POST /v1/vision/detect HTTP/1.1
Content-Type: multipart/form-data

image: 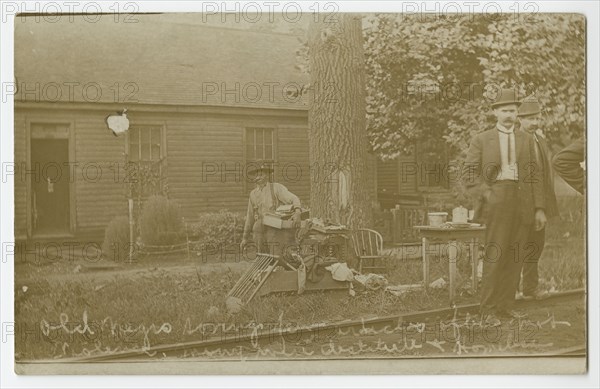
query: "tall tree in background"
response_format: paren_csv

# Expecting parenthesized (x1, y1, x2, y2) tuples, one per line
(365, 13, 585, 160)
(307, 14, 372, 228)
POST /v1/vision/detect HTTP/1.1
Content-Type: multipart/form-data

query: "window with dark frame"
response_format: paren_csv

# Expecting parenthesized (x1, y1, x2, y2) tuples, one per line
(127, 125, 165, 197)
(245, 127, 276, 183)
(128, 125, 162, 163)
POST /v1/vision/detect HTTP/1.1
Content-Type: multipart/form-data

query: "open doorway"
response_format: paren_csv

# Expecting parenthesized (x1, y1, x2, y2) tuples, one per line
(30, 137, 70, 235)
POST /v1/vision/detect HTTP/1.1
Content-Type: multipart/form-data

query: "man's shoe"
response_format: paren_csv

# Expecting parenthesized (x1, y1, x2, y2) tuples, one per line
(481, 313, 502, 327)
(515, 292, 533, 301)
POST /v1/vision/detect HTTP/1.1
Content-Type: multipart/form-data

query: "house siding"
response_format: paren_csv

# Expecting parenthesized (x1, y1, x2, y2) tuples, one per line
(376, 156, 418, 198)
(14, 104, 310, 241)
(74, 111, 129, 237)
(277, 124, 311, 208)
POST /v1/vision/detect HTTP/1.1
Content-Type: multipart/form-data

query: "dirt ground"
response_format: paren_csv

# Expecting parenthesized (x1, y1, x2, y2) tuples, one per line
(303, 296, 586, 358)
(13, 224, 586, 361)
(176, 295, 586, 360)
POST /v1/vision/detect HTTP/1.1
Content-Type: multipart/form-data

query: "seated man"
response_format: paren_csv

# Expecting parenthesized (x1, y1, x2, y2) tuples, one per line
(240, 162, 303, 255)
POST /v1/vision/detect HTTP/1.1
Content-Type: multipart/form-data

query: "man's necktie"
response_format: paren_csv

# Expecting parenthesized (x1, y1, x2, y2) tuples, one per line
(497, 128, 513, 166)
(508, 132, 516, 165)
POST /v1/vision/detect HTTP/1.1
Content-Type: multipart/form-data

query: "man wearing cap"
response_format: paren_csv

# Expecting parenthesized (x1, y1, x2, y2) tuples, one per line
(463, 88, 546, 325)
(240, 162, 303, 253)
(517, 97, 559, 300)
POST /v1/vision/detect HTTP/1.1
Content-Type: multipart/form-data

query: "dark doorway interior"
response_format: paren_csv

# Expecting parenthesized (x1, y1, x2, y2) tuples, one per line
(31, 138, 70, 235)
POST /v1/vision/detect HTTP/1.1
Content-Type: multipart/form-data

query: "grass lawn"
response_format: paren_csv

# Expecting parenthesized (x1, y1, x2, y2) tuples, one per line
(14, 196, 585, 360)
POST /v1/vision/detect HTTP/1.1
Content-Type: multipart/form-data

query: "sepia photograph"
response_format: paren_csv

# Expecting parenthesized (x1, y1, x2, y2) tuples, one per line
(1, 0, 596, 381)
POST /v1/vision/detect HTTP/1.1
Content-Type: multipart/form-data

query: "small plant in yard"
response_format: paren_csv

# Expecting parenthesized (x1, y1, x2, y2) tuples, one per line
(102, 216, 130, 261)
(139, 195, 185, 246)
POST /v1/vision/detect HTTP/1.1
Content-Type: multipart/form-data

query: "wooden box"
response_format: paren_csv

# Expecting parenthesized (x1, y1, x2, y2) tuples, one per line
(262, 211, 309, 229)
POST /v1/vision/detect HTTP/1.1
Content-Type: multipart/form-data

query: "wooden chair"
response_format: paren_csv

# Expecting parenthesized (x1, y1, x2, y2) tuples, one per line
(350, 229, 385, 273)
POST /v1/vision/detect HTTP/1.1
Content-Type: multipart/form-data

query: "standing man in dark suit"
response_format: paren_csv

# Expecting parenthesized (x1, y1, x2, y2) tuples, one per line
(517, 98, 559, 300)
(463, 89, 546, 325)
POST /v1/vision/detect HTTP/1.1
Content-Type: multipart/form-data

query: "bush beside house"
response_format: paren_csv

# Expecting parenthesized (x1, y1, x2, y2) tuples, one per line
(138, 195, 185, 246)
(101, 216, 130, 261)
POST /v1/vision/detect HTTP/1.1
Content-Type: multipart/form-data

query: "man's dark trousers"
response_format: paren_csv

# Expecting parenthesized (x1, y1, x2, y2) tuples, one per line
(480, 181, 532, 314)
(521, 226, 545, 295)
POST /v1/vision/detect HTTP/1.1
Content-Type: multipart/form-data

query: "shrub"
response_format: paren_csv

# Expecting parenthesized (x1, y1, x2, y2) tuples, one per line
(102, 216, 131, 261)
(139, 195, 185, 246)
(190, 210, 244, 247)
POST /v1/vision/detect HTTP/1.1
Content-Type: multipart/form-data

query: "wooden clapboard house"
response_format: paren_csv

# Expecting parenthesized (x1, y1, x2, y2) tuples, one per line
(14, 14, 315, 242)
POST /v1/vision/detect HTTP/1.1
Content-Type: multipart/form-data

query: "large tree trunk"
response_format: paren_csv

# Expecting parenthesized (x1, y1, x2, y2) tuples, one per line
(307, 14, 372, 229)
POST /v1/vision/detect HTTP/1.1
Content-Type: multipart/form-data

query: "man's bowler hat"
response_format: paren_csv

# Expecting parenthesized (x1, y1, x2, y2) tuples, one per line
(518, 97, 542, 117)
(490, 88, 522, 108)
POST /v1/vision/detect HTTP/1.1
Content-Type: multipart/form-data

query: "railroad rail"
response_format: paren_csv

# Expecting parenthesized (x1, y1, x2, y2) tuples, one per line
(61, 288, 586, 362)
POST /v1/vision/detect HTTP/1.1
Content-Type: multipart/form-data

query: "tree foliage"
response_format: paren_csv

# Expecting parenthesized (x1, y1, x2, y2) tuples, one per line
(364, 13, 585, 160)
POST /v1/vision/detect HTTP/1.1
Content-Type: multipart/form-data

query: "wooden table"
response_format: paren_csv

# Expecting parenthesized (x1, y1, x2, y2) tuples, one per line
(413, 225, 486, 305)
